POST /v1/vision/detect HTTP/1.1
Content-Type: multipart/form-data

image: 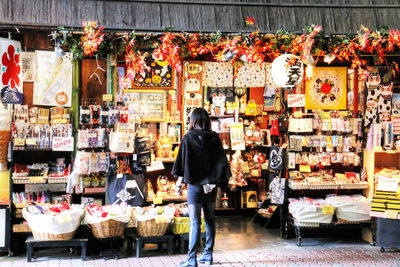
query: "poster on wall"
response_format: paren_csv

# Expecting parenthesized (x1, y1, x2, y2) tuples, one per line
(305, 67, 347, 110)
(130, 58, 175, 90)
(34, 51, 72, 107)
(0, 37, 23, 104)
(21, 52, 36, 82)
(183, 61, 203, 132)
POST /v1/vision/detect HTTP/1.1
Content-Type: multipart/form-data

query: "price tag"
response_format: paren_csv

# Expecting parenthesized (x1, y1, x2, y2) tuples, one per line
(293, 111, 302, 118)
(25, 139, 36, 145)
(103, 94, 113, 102)
(14, 139, 25, 146)
(153, 197, 163, 205)
(56, 213, 72, 223)
(29, 176, 45, 182)
(322, 205, 335, 215)
(117, 173, 124, 179)
(385, 210, 398, 219)
(299, 165, 311, 173)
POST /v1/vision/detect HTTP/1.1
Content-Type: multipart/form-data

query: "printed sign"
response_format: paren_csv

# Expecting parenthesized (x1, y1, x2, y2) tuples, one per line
(52, 137, 74, 151)
(288, 94, 306, 107)
(0, 37, 23, 104)
(183, 61, 203, 133)
(376, 176, 399, 192)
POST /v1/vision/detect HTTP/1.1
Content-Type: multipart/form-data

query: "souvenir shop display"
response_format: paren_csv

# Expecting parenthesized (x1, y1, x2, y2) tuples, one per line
(170, 203, 206, 234)
(22, 204, 84, 240)
(84, 204, 131, 238)
(131, 205, 175, 237)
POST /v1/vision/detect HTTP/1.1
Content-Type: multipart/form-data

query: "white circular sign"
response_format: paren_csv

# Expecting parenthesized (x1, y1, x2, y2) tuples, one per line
(271, 54, 304, 88)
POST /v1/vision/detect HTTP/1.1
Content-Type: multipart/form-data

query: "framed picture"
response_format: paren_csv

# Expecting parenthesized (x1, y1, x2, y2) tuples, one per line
(305, 67, 347, 110)
(168, 124, 181, 143)
(21, 52, 36, 82)
(124, 90, 166, 122)
(128, 58, 175, 90)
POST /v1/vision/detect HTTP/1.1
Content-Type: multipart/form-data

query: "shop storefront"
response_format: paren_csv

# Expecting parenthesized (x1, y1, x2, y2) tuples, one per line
(1, 0, 400, 262)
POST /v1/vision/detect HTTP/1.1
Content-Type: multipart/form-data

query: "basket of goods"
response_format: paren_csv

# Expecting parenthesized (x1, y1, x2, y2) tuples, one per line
(170, 203, 205, 235)
(22, 203, 84, 241)
(289, 197, 335, 225)
(326, 195, 371, 222)
(84, 204, 131, 238)
(131, 205, 175, 237)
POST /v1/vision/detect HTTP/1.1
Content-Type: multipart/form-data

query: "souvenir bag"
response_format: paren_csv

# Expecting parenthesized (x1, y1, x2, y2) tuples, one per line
(270, 119, 280, 136)
(277, 113, 288, 132)
(109, 125, 134, 153)
(269, 176, 285, 204)
(268, 145, 285, 171)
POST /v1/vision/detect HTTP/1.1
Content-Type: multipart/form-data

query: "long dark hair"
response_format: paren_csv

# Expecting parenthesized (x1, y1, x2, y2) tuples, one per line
(189, 108, 211, 131)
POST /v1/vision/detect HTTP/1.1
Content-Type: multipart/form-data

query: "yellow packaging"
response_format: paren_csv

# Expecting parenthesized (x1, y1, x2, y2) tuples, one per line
(170, 217, 205, 234)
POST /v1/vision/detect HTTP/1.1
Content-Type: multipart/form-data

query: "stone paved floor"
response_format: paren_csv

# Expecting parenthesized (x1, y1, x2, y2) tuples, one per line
(1, 216, 400, 267)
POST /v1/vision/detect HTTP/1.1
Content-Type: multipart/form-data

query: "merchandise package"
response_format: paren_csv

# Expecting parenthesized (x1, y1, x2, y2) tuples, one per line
(22, 204, 84, 235)
(326, 195, 371, 222)
(289, 198, 334, 224)
(84, 203, 131, 224)
(131, 205, 175, 226)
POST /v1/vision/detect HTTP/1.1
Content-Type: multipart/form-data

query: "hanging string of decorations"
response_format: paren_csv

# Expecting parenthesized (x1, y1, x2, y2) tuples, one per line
(61, 18, 400, 82)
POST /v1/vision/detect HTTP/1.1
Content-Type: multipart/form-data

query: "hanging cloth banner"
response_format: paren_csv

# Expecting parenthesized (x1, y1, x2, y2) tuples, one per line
(0, 37, 23, 104)
(183, 61, 203, 133)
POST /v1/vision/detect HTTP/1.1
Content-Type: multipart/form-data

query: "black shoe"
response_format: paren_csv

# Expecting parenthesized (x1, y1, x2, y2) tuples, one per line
(198, 253, 213, 265)
(179, 257, 198, 267)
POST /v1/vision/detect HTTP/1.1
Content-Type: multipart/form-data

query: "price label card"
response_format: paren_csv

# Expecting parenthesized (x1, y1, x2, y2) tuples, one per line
(116, 173, 124, 179)
(29, 176, 45, 182)
(25, 139, 36, 145)
(293, 111, 302, 118)
(153, 197, 163, 205)
(377, 176, 399, 192)
(322, 205, 335, 215)
(103, 94, 113, 102)
(385, 210, 398, 219)
(14, 139, 25, 146)
(299, 165, 311, 173)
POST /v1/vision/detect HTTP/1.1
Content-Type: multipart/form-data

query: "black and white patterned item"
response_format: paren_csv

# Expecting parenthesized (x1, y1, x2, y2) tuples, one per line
(364, 89, 379, 127)
(268, 146, 285, 171)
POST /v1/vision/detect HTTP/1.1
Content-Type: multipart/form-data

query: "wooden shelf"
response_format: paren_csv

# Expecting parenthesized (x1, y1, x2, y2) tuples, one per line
(147, 196, 187, 202)
(83, 187, 106, 194)
(210, 115, 234, 118)
(215, 207, 235, 211)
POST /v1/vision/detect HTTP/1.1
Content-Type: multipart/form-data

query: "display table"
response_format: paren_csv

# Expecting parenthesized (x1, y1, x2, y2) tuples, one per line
(25, 237, 87, 262)
(130, 235, 174, 258)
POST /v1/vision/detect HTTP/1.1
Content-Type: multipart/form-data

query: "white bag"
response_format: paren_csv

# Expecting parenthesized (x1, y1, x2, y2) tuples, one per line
(327, 195, 371, 222)
(109, 126, 134, 153)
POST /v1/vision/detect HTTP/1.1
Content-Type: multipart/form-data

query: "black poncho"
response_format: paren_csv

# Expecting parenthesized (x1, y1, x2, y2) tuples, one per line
(172, 129, 232, 185)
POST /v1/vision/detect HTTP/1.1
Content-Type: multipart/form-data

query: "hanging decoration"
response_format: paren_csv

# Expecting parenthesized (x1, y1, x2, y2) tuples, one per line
(81, 20, 104, 57)
(57, 18, 400, 79)
(0, 37, 23, 104)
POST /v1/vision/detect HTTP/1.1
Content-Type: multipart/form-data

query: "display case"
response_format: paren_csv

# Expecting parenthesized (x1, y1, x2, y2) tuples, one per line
(123, 90, 166, 122)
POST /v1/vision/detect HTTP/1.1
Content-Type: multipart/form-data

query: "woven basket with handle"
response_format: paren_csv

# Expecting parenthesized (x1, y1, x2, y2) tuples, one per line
(89, 219, 125, 238)
(137, 219, 169, 237)
(32, 230, 75, 241)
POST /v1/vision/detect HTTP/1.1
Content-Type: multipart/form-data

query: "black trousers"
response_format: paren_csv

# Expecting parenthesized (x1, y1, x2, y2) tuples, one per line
(187, 184, 217, 259)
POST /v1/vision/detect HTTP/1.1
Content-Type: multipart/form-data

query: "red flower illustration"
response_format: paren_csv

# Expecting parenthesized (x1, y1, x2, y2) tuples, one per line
(2, 45, 20, 88)
(320, 83, 332, 94)
(245, 17, 256, 25)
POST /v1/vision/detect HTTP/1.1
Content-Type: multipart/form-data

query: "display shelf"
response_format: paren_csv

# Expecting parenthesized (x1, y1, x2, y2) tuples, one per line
(146, 196, 187, 202)
(83, 187, 106, 194)
(12, 177, 47, 184)
(215, 207, 235, 211)
(12, 224, 31, 233)
(370, 211, 400, 220)
(288, 182, 369, 190)
(156, 158, 176, 163)
(209, 115, 234, 119)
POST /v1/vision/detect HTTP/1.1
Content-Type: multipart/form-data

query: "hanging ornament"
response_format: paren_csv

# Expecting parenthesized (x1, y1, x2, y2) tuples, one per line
(271, 54, 304, 88)
(323, 53, 336, 64)
(81, 20, 104, 57)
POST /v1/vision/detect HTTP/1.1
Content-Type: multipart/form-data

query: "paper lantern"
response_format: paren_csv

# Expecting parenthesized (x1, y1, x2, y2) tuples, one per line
(271, 54, 304, 88)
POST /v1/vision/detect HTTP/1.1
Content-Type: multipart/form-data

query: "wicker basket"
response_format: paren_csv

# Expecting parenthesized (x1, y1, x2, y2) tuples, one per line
(137, 219, 169, 237)
(89, 219, 125, 238)
(32, 230, 75, 241)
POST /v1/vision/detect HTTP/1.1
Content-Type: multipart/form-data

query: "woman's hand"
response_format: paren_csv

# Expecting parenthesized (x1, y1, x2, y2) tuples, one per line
(175, 176, 184, 196)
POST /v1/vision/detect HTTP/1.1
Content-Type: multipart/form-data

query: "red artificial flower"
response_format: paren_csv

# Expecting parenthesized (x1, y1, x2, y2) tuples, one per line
(245, 17, 256, 25)
(2, 45, 20, 88)
(81, 20, 104, 57)
(320, 83, 332, 94)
